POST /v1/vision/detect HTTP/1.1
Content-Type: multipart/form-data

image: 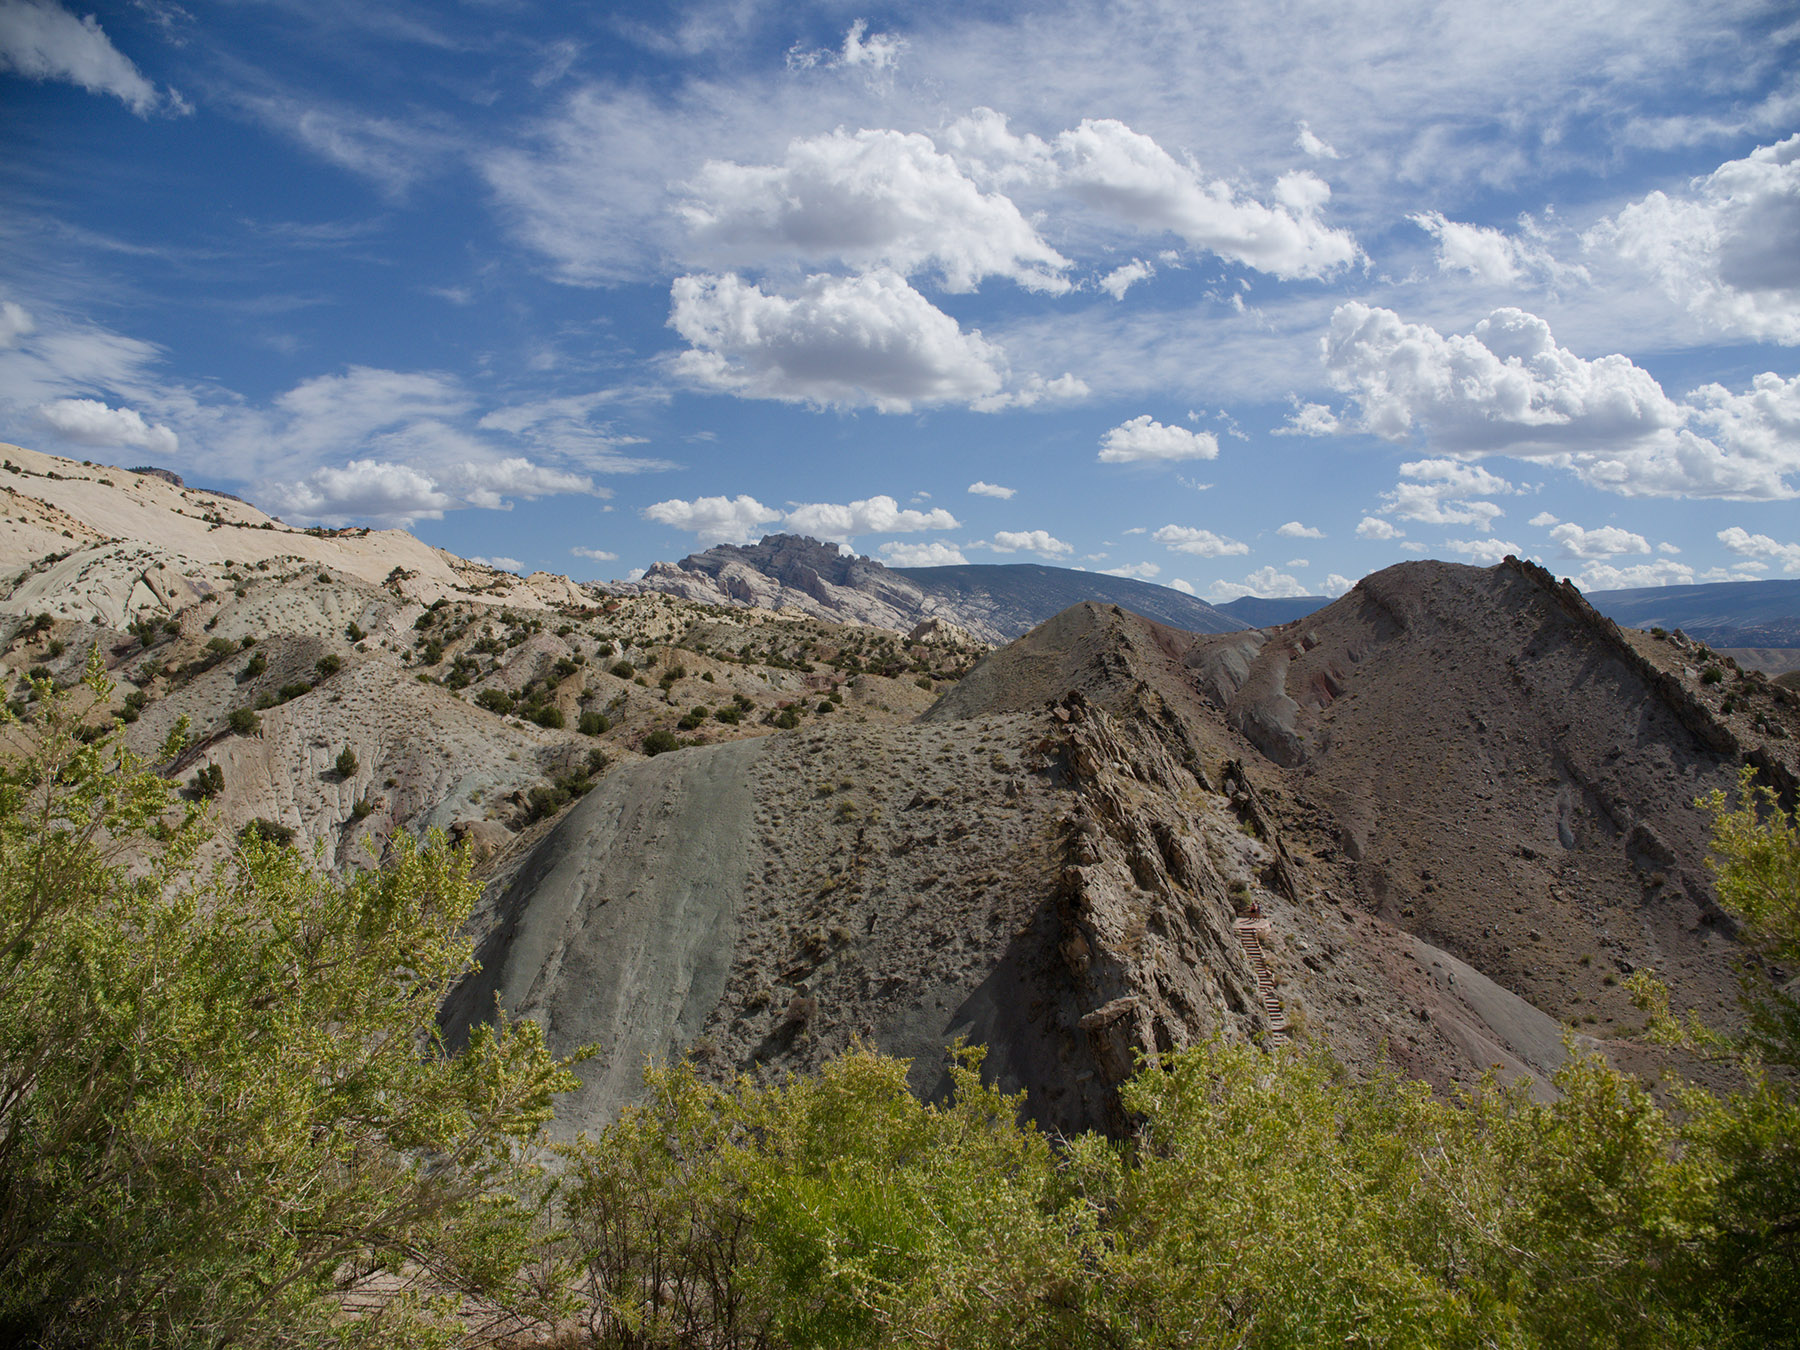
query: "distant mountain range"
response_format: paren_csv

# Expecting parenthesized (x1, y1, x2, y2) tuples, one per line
(626, 538, 1800, 655)
(626, 534, 1250, 642)
(1584, 579, 1800, 648)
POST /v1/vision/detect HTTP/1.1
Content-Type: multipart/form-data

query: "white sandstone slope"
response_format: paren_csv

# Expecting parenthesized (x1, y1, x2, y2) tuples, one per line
(0, 443, 590, 627)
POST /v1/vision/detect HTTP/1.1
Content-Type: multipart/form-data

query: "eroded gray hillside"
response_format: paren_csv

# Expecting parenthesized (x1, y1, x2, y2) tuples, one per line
(443, 560, 1797, 1136)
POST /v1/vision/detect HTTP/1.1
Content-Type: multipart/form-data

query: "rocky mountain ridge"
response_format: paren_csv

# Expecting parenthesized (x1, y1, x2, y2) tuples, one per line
(624, 533, 1251, 642)
(8, 441, 1796, 1141)
(0, 445, 988, 881)
(451, 556, 1800, 1136)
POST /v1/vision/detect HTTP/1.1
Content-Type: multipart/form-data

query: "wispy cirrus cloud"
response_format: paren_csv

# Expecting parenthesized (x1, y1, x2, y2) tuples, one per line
(0, 0, 186, 115)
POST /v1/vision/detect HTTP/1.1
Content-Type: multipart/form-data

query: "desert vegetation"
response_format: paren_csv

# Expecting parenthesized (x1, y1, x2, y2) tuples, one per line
(0, 662, 1795, 1347)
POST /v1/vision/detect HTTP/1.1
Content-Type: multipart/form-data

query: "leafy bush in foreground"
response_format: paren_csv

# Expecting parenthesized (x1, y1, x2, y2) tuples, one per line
(1, 660, 1794, 1348)
(0, 657, 576, 1348)
(551, 765, 1800, 1348)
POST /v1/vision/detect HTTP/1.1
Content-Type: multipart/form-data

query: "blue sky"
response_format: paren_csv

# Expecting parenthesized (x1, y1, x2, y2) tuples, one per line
(1, 0, 1797, 600)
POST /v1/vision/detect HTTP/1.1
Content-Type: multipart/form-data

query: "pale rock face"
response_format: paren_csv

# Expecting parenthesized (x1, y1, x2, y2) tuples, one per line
(629, 536, 946, 635)
(621, 533, 1253, 642)
(0, 444, 603, 628)
(907, 616, 978, 646)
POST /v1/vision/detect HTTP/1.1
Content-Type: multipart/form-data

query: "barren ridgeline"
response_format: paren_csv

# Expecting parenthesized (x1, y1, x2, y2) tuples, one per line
(450, 557, 1800, 1133)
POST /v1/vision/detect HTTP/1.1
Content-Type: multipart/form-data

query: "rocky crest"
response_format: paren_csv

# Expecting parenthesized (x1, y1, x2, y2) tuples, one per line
(448, 560, 1800, 1136)
(624, 533, 1250, 642)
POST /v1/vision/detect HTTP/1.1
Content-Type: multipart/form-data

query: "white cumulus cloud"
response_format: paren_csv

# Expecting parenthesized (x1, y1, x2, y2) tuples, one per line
(1588, 134, 1800, 344)
(1356, 516, 1406, 541)
(1099, 259, 1154, 299)
(990, 529, 1073, 557)
(1152, 524, 1249, 556)
(1410, 211, 1570, 286)
(943, 108, 1359, 280)
(681, 128, 1071, 293)
(1380, 458, 1514, 529)
(1320, 302, 1800, 499)
(1100, 561, 1160, 579)
(571, 546, 618, 561)
(1207, 566, 1311, 602)
(783, 494, 960, 541)
(967, 480, 1015, 499)
(1099, 414, 1219, 464)
(878, 539, 969, 567)
(643, 493, 783, 544)
(264, 453, 595, 529)
(438, 456, 595, 511)
(1717, 526, 1800, 572)
(1294, 122, 1341, 160)
(1575, 559, 1697, 590)
(1276, 520, 1324, 539)
(1051, 120, 1358, 280)
(34, 396, 176, 455)
(265, 460, 457, 528)
(1444, 537, 1522, 565)
(1548, 522, 1651, 559)
(667, 270, 1008, 412)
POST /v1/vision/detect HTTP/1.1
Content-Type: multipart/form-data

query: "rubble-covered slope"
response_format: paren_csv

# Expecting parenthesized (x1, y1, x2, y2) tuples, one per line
(447, 560, 1778, 1137)
(1180, 558, 1798, 1047)
(0, 446, 989, 881)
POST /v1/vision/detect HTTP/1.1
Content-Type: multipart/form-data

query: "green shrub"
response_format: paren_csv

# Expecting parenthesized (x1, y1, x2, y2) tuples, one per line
(475, 688, 517, 716)
(189, 763, 224, 798)
(227, 707, 259, 736)
(314, 654, 341, 679)
(642, 728, 680, 756)
(529, 705, 565, 730)
(238, 817, 295, 848)
(239, 652, 266, 682)
(0, 689, 572, 1343)
(578, 710, 609, 736)
(335, 746, 358, 778)
(610, 661, 634, 679)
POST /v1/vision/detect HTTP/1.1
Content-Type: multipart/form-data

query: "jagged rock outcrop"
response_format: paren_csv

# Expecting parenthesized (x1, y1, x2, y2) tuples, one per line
(630, 535, 935, 631)
(622, 533, 1251, 642)
(443, 564, 1791, 1137)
